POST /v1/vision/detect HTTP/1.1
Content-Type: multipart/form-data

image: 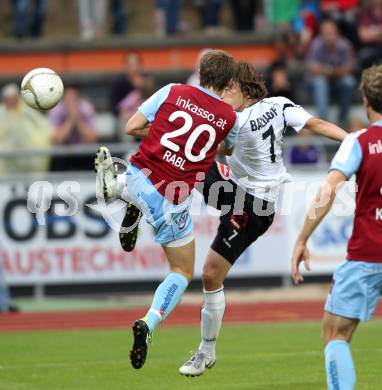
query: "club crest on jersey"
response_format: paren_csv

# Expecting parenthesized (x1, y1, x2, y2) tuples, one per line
(250, 107, 277, 131)
(173, 210, 188, 230)
(216, 161, 231, 180)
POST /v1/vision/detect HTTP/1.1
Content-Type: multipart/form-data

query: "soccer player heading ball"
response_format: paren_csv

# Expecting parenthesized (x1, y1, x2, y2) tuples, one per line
(291, 64, 382, 390)
(95, 49, 240, 369)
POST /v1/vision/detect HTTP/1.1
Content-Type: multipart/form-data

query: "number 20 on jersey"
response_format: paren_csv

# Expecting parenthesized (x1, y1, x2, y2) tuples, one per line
(160, 110, 216, 170)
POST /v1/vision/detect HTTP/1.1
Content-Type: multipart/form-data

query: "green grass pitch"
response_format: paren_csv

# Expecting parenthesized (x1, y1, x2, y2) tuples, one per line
(0, 320, 381, 389)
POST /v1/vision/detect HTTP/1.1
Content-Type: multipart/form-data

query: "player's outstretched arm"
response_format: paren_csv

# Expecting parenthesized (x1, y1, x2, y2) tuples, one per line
(291, 170, 347, 284)
(125, 111, 150, 138)
(304, 117, 347, 142)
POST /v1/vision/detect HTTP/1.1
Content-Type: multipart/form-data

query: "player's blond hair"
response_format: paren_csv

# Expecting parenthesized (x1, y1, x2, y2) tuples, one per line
(360, 65, 382, 114)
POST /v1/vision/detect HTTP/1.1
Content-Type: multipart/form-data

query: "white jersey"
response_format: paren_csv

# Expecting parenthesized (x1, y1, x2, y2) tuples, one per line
(226, 97, 312, 202)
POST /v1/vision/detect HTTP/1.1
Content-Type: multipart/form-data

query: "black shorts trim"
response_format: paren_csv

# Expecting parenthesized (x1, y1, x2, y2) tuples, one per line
(199, 161, 275, 265)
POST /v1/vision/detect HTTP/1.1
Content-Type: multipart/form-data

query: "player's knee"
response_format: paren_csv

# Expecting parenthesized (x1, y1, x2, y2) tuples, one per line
(202, 266, 221, 290)
(182, 270, 194, 282)
(202, 269, 214, 288)
(181, 266, 194, 282)
(322, 329, 334, 345)
(184, 270, 194, 282)
(322, 324, 353, 345)
(171, 266, 193, 282)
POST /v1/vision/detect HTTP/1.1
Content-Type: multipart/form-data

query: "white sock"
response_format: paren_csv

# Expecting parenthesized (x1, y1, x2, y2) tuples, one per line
(199, 286, 225, 358)
(117, 174, 128, 199)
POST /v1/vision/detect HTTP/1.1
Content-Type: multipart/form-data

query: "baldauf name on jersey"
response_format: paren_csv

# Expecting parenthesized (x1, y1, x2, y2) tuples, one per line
(250, 107, 277, 132)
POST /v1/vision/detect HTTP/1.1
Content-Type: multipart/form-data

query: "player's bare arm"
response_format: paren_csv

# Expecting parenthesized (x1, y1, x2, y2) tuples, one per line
(303, 117, 347, 142)
(291, 169, 347, 284)
(125, 111, 150, 138)
(217, 142, 234, 156)
(128, 124, 151, 139)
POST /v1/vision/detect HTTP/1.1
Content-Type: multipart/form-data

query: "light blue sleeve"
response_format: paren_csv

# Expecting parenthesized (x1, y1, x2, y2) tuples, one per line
(138, 84, 173, 122)
(329, 135, 362, 178)
(224, 115, 240, 149)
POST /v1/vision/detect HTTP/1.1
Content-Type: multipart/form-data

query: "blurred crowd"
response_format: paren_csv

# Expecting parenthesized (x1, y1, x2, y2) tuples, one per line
(6, 0, 259, 39)
(8, 0, 126, 40)
(1, 0, 382, 176)
(4, 0, 382, 43)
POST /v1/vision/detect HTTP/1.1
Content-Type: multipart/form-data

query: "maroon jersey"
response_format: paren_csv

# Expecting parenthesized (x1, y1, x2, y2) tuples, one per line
(130, 84, 237, 204)
(339, 125, 382, 262)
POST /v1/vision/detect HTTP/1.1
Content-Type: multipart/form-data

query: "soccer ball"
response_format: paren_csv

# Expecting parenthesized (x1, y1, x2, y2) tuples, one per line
(21, 68, 64, 110)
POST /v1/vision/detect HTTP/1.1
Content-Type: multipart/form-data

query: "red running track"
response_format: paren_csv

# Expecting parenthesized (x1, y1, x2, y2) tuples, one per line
(0, 301, 381, 332)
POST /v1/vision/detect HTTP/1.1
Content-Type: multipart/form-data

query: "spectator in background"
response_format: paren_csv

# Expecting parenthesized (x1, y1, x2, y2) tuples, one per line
(320, 0, 359, 45)
(0, 84, 52, 176)
(266, 0, 299, 26)
(111, 0, 126, 36)
(307, 19, 356, 125)
(12, 0, 47, 39)
(294, 0, 320, 57)
(266, 0, 300, 58)
(78, 0, 107, 40)
(119, 78, 155, 124)
(196, 0, 259, 34)
(230, 0, 257, 31)
(155, 0, 183, 35)
(109, 52, 146, 116)
(78, 0, 126, 39)
(118, 78, 155, 142)
(48, 84, 97, 171)
(203, 0, 223, 35)
(358, 0, 382, 69)
(267, 61, 294, 100)
(266, 0, 300, 33)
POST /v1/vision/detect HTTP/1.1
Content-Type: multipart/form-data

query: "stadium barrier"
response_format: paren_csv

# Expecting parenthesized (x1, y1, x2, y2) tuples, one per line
(0, 136, 338, 158)
(0, 140, 352, 295)
(0, 34, 276, 77)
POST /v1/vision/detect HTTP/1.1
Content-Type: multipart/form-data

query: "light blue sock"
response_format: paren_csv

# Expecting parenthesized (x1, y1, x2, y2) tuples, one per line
(144, 272, 188, 332)
(325, 340, 356, 390)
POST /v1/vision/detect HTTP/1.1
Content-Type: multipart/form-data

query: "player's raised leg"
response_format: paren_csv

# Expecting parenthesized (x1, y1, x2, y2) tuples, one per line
(95, 146, 142, 250)
(179, 249, 231, 376)
(322, 312, 358, 390)
(94, 146, 117, 200)
(131, 236, 195, 369)
(119, 203, 142, 252)
(94, 146, 128, 202)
